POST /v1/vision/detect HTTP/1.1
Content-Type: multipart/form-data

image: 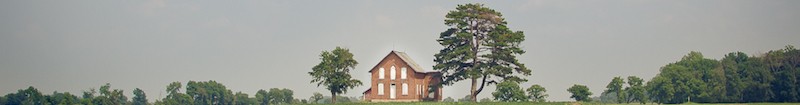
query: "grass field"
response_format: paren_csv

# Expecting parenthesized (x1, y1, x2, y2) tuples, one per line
(297, 102, 800, 105)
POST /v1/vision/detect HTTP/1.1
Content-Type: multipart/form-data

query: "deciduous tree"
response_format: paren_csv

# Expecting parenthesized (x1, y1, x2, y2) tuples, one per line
(491, 81, 527, 102)
(526, 84, 548, 102)
(568, 84, 592, 102)
(605, 77, 625, 103)
(626, 76, 646, 104)
(308, 46, 362, 103)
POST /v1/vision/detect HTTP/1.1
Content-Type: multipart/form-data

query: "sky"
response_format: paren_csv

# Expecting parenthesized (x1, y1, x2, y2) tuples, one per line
(1, 0, 799, 102)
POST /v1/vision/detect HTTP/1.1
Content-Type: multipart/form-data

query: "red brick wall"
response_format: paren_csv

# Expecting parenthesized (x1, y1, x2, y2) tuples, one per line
(366, 52, 441, 101)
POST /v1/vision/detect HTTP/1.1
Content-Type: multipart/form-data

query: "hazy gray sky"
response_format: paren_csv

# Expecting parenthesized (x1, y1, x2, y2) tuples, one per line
(1, 0, 799, 102)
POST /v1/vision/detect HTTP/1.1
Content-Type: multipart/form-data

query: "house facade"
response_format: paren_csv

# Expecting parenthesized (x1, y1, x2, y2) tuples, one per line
(362, 51, 442, 102)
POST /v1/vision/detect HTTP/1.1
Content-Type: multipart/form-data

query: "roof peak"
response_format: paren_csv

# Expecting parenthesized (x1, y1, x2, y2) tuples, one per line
(368, 51, 436, 73)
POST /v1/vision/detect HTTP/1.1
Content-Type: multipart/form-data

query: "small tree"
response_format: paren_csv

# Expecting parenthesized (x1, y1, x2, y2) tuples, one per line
(491, 81, 527, 102)
(480, 97, 493, 102)
(442, 97, 455, 102)
(457, 95, 472, 102)
(308, 46, 362, 103)
(568, 84, 593, 102)
(132, 88, 147, 105)
(309, 92, 323, 103)
(526, 84, 548, 102)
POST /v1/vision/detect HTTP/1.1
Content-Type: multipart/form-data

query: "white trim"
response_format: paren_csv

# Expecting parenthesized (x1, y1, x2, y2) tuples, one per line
(377, 83, 384, 95)
(401, 67, 407, 79)
(379, 67, 385, 79)
(402, 83, 408, 95)
(390, 66, 396, 80)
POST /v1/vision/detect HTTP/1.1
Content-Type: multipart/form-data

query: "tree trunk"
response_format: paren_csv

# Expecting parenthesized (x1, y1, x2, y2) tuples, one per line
(470, 78, 477, 102)
(332, 92, 337, 104)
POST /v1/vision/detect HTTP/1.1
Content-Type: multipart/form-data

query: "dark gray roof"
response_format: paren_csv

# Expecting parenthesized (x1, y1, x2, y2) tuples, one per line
(368, 51, 436, 73)
(392, 51, 435, 73)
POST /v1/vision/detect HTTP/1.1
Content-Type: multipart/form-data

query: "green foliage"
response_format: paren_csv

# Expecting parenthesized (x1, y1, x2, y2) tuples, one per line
(604, 77, 625, 103)
(458, 95, 472, 102)
(96, 83, 127, 105)
(132, 88, 147, 105)
(255, 89, 269, 105)
(480, 97, 493, 102)
(309, 92, 323, 103)
(526, 84, 548, 102)
(492, 81, 527, 102)
(568, 84, 593, 102)
(625, 76, 646, 104)
(316, 95, 353, 104)
(186, 80, 235, 105)
(266, 88, 285, 104)
(0, 86, 85, 105)
(443, 97, 455, 102)
(253, 88, 296, 105)
(434, 3, 531, 102)
(308, 46, 362, 103)
(233, 91, 257, 105)
(646, 45, 800, 103)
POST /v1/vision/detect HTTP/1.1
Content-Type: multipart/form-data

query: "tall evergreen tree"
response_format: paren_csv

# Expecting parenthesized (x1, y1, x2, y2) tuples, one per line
(434, 3, 531, 102)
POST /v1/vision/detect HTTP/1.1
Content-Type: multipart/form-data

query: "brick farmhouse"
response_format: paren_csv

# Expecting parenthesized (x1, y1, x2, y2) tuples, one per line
(362, 51, 442, 102)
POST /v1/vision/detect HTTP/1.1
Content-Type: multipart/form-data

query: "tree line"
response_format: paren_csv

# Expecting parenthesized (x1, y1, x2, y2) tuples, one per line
(590, 45, 800, 104)
(646, 45, 800, 103)
(0, 83, 143, 105)
(0, 80, 361, 105)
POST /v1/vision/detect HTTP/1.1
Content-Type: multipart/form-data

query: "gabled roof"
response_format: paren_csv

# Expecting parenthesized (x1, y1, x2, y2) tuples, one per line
(368, 51, 437, 73)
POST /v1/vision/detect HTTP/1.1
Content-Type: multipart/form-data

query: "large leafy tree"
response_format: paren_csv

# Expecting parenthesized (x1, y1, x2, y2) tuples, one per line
(491, 81, 527, 102)
(604, 76, 625, 103)
(526, 84, 548, 102)
(568, 84, 593, 102)
(308, 46, 362, 103)
(434, 3, 531, 102)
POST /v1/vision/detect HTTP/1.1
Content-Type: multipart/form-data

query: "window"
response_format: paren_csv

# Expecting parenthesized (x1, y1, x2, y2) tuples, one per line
(390, 66, 396, 80)
(378, 83, 384, 95)
(401, 67, 407, 79)
(378, 67, 385, 79)
(416, 84, 419, 95)
(417, 84, 421, 95)
(402, 83, 408, 95)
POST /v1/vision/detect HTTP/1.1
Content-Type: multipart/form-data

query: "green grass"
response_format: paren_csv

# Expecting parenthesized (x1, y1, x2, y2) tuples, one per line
(297, 102, 571, 105)
(296, 102, 799, 105)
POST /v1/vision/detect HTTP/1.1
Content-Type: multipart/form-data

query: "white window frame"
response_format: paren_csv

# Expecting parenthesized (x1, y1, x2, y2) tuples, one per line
(401, 67, 407, 79)
(378, 83, 384, 95)
(378, 67, 385, 79)
(414, 84, 419, 94)
(402, 83, 408, 95)
(390, 66, 396, 80)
